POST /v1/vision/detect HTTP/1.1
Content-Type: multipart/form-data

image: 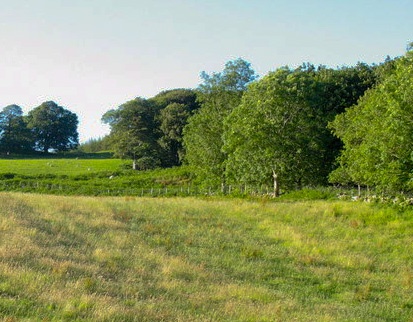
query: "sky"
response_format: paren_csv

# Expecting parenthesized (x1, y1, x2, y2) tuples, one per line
(0, 0, 412, 142)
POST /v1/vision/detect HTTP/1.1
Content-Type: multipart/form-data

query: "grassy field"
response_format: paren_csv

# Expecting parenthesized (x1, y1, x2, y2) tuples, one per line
(0, 157, 303, 197)
(1, 192, 412, 321)
(0, 158, 126, 176)
(0, 157, 195, 196)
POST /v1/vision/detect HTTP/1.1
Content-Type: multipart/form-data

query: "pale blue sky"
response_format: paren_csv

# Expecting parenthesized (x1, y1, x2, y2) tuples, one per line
(0, 0, 411, 141)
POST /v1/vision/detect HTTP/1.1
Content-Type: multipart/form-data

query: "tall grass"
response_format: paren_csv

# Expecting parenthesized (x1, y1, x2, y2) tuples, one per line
(0, 193, 412, 321)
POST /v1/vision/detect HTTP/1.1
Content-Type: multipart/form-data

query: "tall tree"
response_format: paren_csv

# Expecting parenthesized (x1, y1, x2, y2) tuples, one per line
(183, 58, 257, 185)
(102, 98, 162, 170)
(329, 50, 413, 193)
(0, 105, 33, 153)
(27, 101, 79, 152)
(224, 67, 326, 195)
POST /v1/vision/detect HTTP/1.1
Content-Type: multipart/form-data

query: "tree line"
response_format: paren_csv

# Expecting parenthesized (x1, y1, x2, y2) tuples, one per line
(101, 89, 200, 169)
(3, 45, 412, 195)
(0, 101, 78, 154)
(103, 47, 413, 195)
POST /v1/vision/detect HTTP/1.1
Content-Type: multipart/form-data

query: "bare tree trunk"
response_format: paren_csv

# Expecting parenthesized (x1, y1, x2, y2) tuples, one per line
(272, 170, 280, 197)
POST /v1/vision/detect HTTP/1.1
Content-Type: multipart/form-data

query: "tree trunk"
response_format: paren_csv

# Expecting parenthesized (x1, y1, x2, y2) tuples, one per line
(272, 170, 280, 197)
(132, 152, 138, 170)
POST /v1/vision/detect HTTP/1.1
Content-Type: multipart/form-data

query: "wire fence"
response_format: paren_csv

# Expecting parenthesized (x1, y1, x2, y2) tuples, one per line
(0, 180, 277, 197)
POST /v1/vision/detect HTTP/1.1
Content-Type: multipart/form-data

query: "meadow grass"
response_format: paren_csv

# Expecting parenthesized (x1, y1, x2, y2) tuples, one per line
(0, 192, 412, 321)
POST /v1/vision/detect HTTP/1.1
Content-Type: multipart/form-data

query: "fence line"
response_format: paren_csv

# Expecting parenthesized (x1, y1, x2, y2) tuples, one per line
(0, 181, 276, 197)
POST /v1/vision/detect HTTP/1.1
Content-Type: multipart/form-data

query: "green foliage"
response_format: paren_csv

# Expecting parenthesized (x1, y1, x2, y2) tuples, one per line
(102, 98, 162, 169)
(329, 51, 413, 193)
(316, 62, 377, 117)
(26, 101, 79, 152)
(183, 58, 257, 185)
(103, 89, 199, 169)
(77, 136, 112, 153)
(278, 187, 337, 201)
(151, 89, 200, 166)
(158, 102, 190, 163)
(224, 67, 325, 192)
(223, 63, 376, 193)
(150, 88, 199, 112)
(98, 59, 378, 190)
(0, 105, 33, 153)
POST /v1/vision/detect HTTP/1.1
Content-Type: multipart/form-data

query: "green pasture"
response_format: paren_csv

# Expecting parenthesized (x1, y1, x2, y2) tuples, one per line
(0, 158, 126, 176)
(0, 157, 194, 196)
(0, 193, 412, 321)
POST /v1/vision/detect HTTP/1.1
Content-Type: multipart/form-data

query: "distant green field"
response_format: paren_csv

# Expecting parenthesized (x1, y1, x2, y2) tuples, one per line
(0, 157, 195, 196)
(1, 193, 412, 321)
(0, 158, 126, 176)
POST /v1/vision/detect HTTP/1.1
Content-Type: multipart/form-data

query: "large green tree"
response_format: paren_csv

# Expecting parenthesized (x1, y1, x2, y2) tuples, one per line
(223, 63, 377, 195)
(27, 101, 79, 152)
(0, 105, 33, 153)
(329, 50, 413, 193)
(224, 67, 327, 195)
(183, 58, 257, 185)
(102, 98, 162, 170)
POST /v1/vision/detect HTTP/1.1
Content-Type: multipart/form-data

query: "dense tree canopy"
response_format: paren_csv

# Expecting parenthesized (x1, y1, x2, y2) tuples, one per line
(0, 105, 32, 153)
(183, 58, 257, 185)
(329, 50, 413, 193)
(150, 89, 200, 166)
(102, 89, 199, 169)
(222, 62, 377, 194)
(3, 48, 408, 199)
(78, 136, 112, 153)
(0, 102, 79, 154)
(102, 98, 162, 170)
(27, 101, 79, 152)
(224, 67, 326, 194)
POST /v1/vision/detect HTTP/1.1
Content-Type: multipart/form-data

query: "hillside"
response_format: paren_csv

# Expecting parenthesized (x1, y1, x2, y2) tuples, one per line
(1, 193, 412, 321)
